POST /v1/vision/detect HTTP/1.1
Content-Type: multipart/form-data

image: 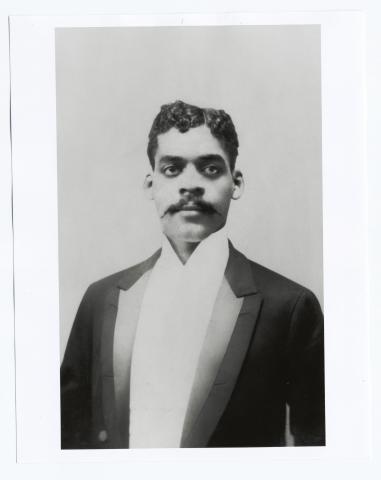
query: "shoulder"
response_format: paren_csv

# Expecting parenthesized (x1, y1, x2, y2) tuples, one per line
(249, 258, 313, 297)
(233, 246, 321, 310)
(251, 258, 322, 313)
(237, 251, 324, 335)
(84, 249, 161, 302)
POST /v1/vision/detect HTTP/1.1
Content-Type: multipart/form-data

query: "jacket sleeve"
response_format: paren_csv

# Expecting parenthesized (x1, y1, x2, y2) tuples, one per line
(285, 290, 325, 446)
(60, 287, 94, 449)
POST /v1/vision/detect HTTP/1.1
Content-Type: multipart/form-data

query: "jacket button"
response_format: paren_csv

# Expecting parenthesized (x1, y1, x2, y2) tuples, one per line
(98, 430, 108, 442)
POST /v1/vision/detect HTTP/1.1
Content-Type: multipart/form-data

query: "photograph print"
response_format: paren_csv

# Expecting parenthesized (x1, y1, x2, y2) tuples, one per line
(57, 25, 325, 449)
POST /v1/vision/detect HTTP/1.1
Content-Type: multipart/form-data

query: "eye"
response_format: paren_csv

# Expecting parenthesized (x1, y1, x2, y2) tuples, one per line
(163, 165, 181, 177)
(203, 164, 221, 176)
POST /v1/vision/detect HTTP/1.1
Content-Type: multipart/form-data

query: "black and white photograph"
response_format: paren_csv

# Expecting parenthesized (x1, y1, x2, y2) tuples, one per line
(57, 26, 324, 449)
(7, 11, 371, 468)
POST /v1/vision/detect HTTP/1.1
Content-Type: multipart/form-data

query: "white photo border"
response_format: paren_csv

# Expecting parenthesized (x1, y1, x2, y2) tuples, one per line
(10, 12, 369, 463)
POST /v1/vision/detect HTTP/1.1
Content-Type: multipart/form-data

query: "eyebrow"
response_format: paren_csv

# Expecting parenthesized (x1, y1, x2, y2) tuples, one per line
(158, 154, 226, 164)
(158, 155, 184, 164)
(197, 154, 226, 163)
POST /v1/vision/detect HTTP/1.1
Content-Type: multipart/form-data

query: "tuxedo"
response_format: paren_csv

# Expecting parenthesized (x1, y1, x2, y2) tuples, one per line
(60, 242, 325, 449)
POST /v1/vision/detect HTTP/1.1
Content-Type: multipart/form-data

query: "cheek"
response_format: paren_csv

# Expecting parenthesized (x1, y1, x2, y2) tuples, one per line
(152, 181, 177, 212)
(210, 182, 233, 206)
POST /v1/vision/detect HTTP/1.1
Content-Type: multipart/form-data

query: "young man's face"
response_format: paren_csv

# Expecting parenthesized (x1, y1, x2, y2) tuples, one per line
(145, 125, 243, 244)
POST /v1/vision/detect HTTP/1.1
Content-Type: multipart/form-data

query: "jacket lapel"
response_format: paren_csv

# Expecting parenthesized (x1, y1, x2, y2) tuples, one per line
(99, 251, 160, 446)
(181, 243, 263, 448)
(98, 286, 121, 446)
(113, 272, 151, 446)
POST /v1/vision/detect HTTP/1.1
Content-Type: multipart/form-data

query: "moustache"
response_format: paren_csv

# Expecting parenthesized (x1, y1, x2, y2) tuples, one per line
(163, 199, 218, 217)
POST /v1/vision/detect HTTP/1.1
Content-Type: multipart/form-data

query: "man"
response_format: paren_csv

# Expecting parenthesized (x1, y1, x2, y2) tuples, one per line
(61, 100, 325, 449)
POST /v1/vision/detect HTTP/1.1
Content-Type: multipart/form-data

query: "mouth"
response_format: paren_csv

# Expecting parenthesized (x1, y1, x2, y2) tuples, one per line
(178, 204, 205, 212)
(163, 201, 218, 217)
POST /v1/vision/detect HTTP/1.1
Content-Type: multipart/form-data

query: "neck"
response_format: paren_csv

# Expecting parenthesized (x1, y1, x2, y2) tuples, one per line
(166, 237, 200, 264)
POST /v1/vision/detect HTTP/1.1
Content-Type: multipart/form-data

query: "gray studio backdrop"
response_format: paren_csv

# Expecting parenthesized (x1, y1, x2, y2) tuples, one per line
(56, 26, 323, 359)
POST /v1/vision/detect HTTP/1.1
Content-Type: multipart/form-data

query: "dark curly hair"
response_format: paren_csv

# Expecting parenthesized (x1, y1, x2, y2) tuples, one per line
(147, 100, 239, 170)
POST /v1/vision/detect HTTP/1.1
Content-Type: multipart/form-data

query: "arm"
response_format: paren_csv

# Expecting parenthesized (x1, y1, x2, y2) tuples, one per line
(60, 287, 93, 449)
(285, 290, 325, 446)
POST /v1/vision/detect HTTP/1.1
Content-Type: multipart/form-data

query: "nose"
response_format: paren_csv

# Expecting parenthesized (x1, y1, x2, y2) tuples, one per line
(178, 166, 205, 198)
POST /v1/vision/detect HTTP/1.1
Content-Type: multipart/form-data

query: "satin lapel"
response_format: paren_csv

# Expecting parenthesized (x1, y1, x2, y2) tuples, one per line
(181, 244, 263, 448)
(99, 250, 161, 447)
(99, 286, 121, 446)
(181, 278, 243, 445)
(113, 272, 151, 446)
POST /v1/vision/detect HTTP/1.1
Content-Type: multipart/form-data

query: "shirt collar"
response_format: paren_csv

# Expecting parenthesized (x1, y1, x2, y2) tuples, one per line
(160, 226, 229, 270)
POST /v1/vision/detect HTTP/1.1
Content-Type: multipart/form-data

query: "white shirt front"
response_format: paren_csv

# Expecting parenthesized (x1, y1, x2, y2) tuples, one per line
(129, 227, 229, 448)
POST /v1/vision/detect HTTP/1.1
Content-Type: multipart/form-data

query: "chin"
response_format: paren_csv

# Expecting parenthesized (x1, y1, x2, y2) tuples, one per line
(168, 223, 215, 243)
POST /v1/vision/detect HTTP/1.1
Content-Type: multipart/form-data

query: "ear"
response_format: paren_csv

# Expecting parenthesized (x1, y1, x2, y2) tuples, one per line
(143, 173, 154, 200)
(231, 170, 244, 200)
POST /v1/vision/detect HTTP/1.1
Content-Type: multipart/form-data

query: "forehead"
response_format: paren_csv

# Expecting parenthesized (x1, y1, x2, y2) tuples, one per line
(155, 125, 228, 161)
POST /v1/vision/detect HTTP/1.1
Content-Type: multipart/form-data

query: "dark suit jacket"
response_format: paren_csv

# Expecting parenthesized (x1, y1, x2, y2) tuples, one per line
(60, 243, 325, 449)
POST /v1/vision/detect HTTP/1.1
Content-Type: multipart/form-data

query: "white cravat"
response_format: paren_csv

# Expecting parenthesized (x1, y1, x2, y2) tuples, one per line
(129, 227, 229, 448)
